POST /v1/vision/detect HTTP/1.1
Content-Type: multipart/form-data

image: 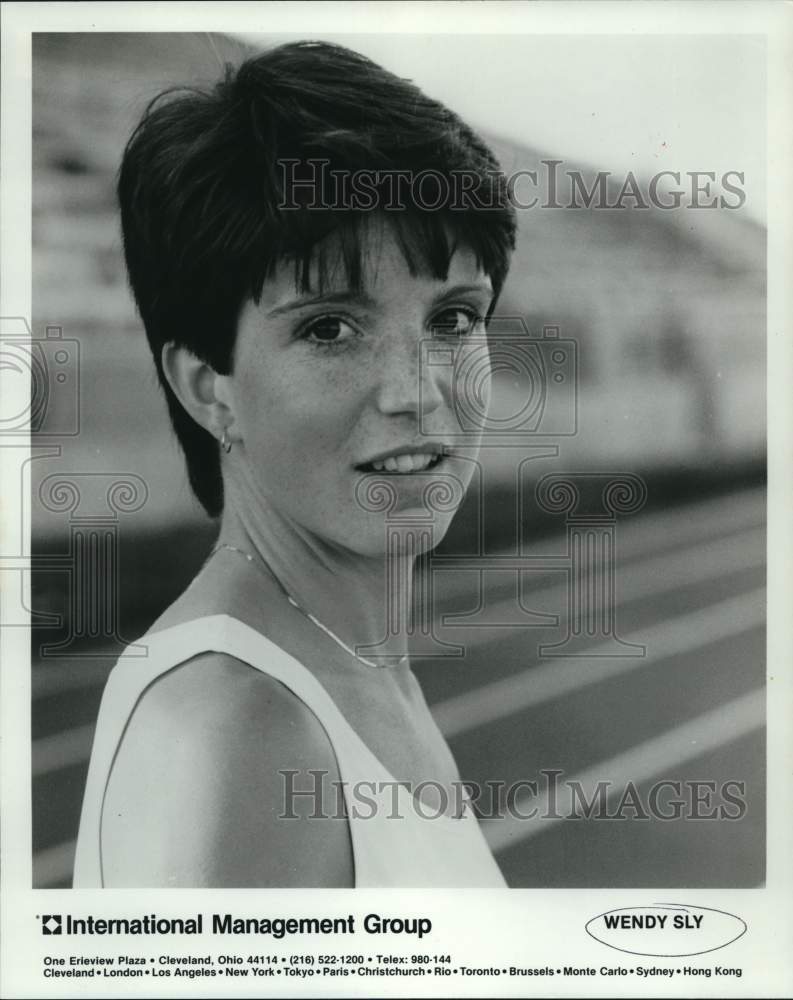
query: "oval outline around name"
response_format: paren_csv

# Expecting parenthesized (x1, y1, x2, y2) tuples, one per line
(585, 903, 747, 958)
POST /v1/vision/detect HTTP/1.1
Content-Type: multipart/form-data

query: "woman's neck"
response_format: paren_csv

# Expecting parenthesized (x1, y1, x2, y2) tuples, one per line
(215, 484, 414, 666)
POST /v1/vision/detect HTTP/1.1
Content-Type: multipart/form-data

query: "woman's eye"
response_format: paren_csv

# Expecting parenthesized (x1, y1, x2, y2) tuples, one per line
(430, 308, 483, 339)
(302, 316, 356, 346)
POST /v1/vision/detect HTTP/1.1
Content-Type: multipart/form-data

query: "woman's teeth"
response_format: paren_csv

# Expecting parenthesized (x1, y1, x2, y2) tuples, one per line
(370, 453, 440, 473)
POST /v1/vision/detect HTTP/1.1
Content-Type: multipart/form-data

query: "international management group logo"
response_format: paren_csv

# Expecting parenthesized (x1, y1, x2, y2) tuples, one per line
(41, 914, 62, 935)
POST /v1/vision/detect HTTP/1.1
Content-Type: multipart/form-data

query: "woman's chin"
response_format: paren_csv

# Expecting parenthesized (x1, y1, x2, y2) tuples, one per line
(342, 468, 468, 557)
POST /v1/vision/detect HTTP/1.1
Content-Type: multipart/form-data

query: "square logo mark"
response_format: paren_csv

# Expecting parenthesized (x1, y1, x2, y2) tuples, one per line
(42, 914, 62, 935)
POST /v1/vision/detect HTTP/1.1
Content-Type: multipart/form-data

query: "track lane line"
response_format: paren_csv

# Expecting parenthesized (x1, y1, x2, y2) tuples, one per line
(434, 587, 765, 738)
(481, 687, 764, 853)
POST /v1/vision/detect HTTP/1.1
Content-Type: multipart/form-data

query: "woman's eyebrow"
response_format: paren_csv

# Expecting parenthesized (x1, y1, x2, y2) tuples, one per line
(265, 290, 376, 318)
(434, 282, 494, 303)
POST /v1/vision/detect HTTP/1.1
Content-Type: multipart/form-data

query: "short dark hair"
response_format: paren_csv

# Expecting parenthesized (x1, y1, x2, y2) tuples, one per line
(118, 41, 516, 518)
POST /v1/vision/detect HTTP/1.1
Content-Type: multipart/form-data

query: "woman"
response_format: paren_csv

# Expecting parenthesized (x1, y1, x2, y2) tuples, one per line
(73, 40, 516, 888)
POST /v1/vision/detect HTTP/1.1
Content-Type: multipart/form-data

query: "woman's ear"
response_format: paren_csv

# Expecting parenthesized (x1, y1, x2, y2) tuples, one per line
(160, 343, 236, 441)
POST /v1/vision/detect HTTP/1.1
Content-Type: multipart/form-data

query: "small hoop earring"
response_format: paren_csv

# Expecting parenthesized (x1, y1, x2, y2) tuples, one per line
(220, 428, 232, 454)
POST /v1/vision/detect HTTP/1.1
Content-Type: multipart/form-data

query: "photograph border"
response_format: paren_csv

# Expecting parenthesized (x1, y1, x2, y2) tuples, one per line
(2, 2, 791, 997)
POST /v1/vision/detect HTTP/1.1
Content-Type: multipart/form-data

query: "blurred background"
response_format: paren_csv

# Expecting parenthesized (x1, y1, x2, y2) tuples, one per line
(30, 32, 765, 887)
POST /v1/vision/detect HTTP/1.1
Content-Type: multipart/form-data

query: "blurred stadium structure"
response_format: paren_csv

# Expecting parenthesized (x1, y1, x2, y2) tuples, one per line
(29, 34, 765, 887)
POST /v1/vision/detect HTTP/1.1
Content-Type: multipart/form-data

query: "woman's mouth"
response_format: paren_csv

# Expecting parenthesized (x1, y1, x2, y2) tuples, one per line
(357, 452, 445, 474)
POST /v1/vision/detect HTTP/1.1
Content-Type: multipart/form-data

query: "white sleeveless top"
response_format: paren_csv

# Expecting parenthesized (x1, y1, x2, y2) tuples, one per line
(73, 614, 506, 888)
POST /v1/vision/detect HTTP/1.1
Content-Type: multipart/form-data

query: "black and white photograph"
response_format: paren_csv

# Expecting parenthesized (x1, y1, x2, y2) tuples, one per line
(1, 1, 791, 997)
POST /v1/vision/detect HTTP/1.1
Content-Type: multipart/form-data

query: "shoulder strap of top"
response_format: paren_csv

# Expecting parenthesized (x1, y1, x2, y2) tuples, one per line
(115, 613, 399, 787)
(182, 615, 395, 781)
(73, 614, 395, 886)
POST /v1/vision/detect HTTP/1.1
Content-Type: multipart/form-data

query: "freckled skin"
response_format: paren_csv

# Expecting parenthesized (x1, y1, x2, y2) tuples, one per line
(227, 227, 494, 557)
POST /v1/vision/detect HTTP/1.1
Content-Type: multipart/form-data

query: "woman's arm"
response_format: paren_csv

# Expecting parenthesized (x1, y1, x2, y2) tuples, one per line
(100, 652, 354, 887)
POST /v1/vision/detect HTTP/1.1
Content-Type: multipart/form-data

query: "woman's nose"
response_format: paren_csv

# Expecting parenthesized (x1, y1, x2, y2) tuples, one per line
(374, 333, 444, 418)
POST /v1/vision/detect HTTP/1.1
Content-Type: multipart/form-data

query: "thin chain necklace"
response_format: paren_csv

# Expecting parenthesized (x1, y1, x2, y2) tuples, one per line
(209, 543, 407, 670)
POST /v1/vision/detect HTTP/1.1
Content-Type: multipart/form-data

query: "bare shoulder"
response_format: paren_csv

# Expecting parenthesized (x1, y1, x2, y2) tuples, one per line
(101, 650, 353, 888)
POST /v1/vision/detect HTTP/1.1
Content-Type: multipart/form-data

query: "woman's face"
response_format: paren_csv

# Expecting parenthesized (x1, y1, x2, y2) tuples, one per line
(228, 223, 495, 556)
